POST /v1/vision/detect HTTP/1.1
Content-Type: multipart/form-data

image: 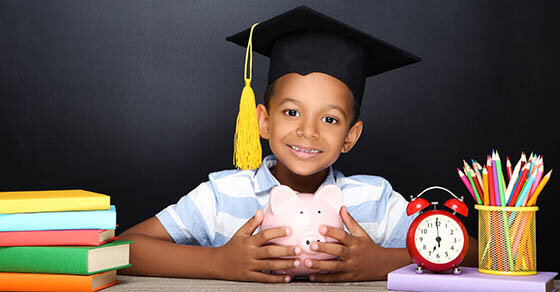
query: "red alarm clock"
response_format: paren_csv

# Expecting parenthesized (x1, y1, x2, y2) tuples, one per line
(406, 186, 469, 275)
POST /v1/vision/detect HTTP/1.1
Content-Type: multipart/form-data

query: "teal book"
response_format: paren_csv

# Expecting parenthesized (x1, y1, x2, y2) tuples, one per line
(0, 205, 116, 232)
(0, 240, 132, 275)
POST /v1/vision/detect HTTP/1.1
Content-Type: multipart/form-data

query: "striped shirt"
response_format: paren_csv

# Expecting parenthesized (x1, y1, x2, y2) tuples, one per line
(156, 154, 416, 248)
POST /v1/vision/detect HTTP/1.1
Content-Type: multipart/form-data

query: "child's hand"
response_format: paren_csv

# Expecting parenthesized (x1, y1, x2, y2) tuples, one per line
(215, 209, 301, 283)
(305, 206, 389, 282)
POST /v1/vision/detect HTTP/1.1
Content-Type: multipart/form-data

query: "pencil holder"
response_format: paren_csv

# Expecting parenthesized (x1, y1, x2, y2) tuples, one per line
(476, 205, 538, 275)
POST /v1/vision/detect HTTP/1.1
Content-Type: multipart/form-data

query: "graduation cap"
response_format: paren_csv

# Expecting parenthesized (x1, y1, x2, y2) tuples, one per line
(227, 5, 421, 170)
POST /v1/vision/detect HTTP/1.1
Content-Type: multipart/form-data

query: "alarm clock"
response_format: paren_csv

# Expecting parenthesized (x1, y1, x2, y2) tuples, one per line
(406, 186, 469, 275)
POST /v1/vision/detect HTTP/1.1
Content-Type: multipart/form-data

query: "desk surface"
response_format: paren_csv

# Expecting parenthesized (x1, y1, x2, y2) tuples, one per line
(105, 275, 559, 292)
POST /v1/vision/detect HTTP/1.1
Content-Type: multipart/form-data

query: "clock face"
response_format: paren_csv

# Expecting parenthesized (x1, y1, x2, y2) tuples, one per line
(413, 214, 465, 264)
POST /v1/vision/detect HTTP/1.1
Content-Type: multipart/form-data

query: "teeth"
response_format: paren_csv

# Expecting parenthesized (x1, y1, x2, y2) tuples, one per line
(290, 145, 320, 154)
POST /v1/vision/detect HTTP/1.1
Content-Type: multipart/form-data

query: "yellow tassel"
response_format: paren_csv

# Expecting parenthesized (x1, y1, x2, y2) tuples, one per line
(233, 23, 262, 170)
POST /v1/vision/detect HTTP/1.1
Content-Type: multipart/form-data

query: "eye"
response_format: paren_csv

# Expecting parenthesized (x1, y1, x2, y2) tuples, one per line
(317, 210, 321, 214)
(283, 109, 300, 117)
(322, 116, 338, 124)
(299, 211, 304, 214)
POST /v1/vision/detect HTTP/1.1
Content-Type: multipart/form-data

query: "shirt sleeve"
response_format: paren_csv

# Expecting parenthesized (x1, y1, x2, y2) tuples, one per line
(382, 188, 418, 248)
(155, 181, 218, 246)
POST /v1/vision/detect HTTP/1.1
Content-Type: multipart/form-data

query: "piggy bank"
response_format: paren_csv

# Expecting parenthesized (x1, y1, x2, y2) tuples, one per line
(260, 184, 344, 277)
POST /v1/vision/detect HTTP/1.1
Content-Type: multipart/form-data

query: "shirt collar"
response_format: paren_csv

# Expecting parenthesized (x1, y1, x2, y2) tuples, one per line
(253, 154, 337, 194)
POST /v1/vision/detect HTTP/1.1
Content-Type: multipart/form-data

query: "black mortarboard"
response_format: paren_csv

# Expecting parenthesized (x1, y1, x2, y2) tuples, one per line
(226, 5, 421, 105)
(228, 6, 421, 170)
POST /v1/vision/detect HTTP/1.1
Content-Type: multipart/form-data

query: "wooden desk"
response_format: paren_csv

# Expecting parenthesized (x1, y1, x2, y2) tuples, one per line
(105, 275, 392, 291)
(105, 275, 559, 292)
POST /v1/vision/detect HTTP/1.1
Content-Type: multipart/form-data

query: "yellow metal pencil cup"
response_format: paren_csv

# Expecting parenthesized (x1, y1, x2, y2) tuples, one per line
(476, 205, 538, 275)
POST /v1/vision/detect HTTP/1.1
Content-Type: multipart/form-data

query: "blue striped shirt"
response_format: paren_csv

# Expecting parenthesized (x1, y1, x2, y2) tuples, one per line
(156, 154, 416, 248)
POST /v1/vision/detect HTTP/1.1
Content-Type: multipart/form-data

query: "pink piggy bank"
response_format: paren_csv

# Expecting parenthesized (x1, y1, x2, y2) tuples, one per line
(260, 184, 344, 277)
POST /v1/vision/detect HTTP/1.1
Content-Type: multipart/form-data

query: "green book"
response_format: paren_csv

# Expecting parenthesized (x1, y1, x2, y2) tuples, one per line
(0, 240, 132, 275)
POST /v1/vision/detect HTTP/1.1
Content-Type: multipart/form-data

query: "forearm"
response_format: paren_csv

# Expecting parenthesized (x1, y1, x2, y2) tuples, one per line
(462, 235, 478, 267)
(118, 233, 221, 279)
(371, 247, 412, 280)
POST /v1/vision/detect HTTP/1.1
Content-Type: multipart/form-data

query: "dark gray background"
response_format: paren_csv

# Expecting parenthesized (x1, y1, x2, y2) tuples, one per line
(1, 1, 558, 274)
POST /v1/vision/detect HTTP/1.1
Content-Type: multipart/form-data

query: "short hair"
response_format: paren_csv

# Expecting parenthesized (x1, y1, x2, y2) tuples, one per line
(263, 79, 361, 127)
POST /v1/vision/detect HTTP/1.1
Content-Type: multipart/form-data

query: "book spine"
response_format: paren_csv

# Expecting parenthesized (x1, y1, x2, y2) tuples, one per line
(0, 271, 118, 292)
(0, 246, 89, 275)
(0, 230, 108, 246)
(0, 206, 116, 232)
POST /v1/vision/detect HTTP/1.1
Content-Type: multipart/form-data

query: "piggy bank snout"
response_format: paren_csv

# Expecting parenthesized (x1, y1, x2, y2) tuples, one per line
(297, 229, 327, 254)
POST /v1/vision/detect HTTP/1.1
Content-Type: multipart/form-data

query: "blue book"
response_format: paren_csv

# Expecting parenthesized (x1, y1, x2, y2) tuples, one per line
(0, 205, 116, 231)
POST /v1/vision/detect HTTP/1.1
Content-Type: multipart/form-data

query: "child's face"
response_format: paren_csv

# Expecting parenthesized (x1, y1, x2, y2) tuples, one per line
(256, 72, 363, 176)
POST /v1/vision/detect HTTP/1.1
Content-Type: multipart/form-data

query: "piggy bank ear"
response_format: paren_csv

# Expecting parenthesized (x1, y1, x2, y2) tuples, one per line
(313, 184, 343, 211)
(270, 185, 299, 215)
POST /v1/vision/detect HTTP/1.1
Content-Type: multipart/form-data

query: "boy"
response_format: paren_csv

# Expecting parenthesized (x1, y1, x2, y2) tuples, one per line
(118, 6, 478, 283)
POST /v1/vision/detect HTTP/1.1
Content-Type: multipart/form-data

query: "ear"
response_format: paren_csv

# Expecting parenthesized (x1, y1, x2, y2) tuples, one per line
(313, 184, 343, 211)
(256, 104, 270, 140)
(270, 185, 299, 215)
(341, 120, 363, 153)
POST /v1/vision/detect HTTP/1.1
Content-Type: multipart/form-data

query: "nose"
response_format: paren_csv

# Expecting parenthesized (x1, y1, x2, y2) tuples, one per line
(295, 118, 319, 139)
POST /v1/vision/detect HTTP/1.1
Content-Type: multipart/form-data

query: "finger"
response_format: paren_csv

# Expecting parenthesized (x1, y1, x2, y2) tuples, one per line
(256, 258, 301, 272)
(249, 271, 292, 283)
(304, 258, 345, 272)
(309, 241, 347, 259)
(236, 209, 264, 236)
(253, 226, 292, 245)
(340, 206, 368, 236)
(255, 245, 301, 259)
(319, 224, 352, 245)
(309, 272, 349, 282)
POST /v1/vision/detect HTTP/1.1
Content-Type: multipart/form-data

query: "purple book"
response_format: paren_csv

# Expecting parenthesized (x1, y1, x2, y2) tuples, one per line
(387, 264, 558, 292)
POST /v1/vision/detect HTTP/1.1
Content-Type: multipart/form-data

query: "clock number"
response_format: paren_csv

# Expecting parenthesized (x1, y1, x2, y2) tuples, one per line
(450, 230, 454, 235)
(421, 229, 428, 234)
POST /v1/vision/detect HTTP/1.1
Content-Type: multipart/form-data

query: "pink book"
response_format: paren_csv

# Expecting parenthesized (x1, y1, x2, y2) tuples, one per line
(388, 264, 557, 292)
(0, 229, 116, 246)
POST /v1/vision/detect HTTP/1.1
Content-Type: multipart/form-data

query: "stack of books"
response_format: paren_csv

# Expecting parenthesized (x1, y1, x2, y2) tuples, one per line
(0, 189, 132, 292)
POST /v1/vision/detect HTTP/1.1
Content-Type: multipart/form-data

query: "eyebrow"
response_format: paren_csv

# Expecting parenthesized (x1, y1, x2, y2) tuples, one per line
(278, 98, 348, 120)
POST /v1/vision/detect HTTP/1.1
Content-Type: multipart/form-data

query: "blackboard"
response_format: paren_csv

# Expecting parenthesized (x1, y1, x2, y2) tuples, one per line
(1, 1, 558, 274)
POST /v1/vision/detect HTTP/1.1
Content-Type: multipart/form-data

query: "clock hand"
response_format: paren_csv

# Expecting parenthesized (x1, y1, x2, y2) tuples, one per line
(435, 218, 441, 248)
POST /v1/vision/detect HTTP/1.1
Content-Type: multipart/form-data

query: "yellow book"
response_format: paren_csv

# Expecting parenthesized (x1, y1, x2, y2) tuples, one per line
(0, 190, 110, 214)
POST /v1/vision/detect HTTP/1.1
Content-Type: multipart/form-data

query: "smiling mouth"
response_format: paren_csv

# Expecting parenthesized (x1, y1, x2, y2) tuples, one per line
(288, 145, 322, 154)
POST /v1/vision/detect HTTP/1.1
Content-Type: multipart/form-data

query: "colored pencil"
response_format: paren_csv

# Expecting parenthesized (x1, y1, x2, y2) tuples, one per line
(528, 162, 543, 199)
(527, 169, 552, 206)
(471, 169, 484, 204)
(492, 152, 501, 206)
(506, 157, 512, 181)
(519, 152, 527, 170)
(508, 164, 530, 207)
(515, 172, 537, 207)
(482, 167, 489, 206)
(457, 168, 476, 202)
(487, 156, 496, 206)
(465, 167, 482, 204)
(504, 158, 522, 205)
(495, 151, 507, 206)
(472, 160, 483, 187)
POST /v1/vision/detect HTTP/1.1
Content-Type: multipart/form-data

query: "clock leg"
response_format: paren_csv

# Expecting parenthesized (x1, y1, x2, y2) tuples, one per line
(453, 267, 461, 275)
(415, 265, 424, 274)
